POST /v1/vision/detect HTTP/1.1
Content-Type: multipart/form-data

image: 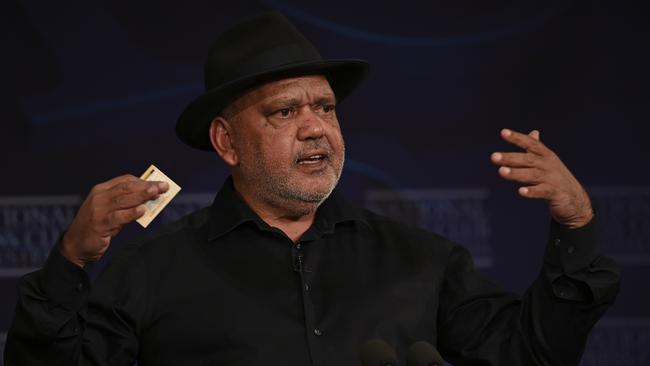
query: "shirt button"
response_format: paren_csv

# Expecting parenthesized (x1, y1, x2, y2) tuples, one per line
(567, 246, 575, 254)
(553, 238, 561, 246)
(314, 328, 323, 336)
(76, 283, 84, 292)
(305, 283, 311, 292)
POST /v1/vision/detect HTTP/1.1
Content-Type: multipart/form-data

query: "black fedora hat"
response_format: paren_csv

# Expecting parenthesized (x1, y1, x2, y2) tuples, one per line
(176, 11, 370, 151)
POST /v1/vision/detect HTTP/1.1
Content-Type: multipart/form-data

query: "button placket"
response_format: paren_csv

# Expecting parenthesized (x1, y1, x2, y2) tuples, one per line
(293, 241, 321, 363)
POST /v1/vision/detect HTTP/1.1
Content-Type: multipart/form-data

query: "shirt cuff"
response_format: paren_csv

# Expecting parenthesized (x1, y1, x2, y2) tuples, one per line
(544, 217, 598, 274)
(37, 238, 90, 310)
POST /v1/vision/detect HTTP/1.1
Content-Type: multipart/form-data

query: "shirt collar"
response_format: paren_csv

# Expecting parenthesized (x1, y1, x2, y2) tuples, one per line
(207, 177, 371, 241)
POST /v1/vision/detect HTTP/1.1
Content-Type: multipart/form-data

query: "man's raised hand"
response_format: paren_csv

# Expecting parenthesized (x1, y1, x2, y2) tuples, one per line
(491, 128, 593, 229)
(61, 175, 169, 268)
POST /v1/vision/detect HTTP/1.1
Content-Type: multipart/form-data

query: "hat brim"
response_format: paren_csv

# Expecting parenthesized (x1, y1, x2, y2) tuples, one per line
(176, 59, 369, 151)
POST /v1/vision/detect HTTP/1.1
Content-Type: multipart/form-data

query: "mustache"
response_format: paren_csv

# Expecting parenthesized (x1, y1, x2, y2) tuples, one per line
(293, 139, 334, 160)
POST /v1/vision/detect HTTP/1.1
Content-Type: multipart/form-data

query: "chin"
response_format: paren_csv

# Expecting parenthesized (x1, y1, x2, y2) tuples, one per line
(288, 176, 338, 203)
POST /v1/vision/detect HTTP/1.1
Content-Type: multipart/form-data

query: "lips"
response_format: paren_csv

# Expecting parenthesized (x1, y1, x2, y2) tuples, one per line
(296, 151, 329, 165)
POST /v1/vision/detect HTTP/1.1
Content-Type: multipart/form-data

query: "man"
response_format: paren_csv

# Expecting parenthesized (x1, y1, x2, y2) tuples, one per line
(5, 11, 619, 366)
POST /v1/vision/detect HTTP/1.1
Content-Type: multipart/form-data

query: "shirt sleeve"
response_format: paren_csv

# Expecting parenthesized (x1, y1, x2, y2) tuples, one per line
(4, 241, 90, 366)
(437, 217, 620, 366)
(77, 243, 147, 366)
(4, 240, 146, 366)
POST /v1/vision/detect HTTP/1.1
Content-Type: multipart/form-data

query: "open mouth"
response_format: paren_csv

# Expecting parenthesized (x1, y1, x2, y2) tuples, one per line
(296, 153, 329, 165)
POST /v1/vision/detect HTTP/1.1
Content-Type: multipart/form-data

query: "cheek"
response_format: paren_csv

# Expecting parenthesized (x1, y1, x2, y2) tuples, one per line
(325, 126, 345, 151)
(259, 132, 296, 163)
(235, 134, 258, 162)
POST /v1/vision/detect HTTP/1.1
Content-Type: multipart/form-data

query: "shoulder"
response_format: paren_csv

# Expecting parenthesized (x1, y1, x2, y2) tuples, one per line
(140, 205, 212, 255)
(103, 206, 212, 269)
(356, 206, 459, 255)
(356, 206, 446, 241)
(90, 206, 213, 297)
(141, 206, 211, 245)
(345, 206, 479, 280)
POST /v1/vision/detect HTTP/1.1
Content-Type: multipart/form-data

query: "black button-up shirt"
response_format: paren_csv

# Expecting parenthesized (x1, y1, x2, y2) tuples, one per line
(5, 178, 620, 366)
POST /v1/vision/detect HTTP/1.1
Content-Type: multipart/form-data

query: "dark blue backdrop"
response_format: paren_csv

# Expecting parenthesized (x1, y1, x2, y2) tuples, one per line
(2, 1, 649, 364)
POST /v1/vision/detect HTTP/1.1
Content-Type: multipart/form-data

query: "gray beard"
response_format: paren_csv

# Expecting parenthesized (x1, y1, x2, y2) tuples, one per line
(274, 157, 343, 203)
(243, 143, 344, 216)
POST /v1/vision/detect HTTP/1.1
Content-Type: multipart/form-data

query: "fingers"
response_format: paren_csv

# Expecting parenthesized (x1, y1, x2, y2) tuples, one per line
(491, 129, 593, 227)
(518, 184, 553, 200)
(109, 181, 169, 210)
(499, 128, 548, 155)
(98, 180, 169, 210)
(492, 128, 556, 199)
(92, 174, 139, 193)
(498, 166, 543, 184)
(491, 152, 538, 168)
(87, 178, 169, 234)
(91, 175, 169, 197)
(105, 205, 147, 228)
(95, 205, 146, 235)
(63, 174, 169, 267)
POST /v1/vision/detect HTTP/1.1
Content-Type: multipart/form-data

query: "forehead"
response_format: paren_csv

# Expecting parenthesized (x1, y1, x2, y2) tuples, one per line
(227, 75, 334, 114)
(253, 75, 334, 99)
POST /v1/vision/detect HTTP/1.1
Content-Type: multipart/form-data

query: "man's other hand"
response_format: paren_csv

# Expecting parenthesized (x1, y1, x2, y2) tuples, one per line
(61, 175, 169, 268)
(491, 128, 593, 229)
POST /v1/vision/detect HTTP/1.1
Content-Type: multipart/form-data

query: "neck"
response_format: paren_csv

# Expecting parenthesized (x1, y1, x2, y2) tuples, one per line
(232, 179, 320, 243)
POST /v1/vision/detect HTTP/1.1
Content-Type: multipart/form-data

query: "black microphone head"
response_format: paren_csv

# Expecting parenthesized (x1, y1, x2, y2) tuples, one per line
(359, 339, 399, 366)
(406, 341, 445, 366)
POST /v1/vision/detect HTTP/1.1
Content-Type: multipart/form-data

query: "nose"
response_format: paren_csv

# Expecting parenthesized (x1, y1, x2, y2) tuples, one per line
(296, 108, 325, 141)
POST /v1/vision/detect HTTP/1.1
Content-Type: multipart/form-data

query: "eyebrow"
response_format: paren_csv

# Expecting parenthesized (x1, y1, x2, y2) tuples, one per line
(265, 95, 335, 108)
(313, 95, 336, 105)
(267, 97, 302, 107)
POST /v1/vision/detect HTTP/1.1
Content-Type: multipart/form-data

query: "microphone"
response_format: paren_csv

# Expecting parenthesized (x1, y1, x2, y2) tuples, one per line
(360, 339, 399, 366)
(406, 341, 445, 366)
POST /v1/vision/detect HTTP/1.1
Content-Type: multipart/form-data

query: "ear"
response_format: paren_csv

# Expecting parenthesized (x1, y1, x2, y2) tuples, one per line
(209, 116, 238, 166)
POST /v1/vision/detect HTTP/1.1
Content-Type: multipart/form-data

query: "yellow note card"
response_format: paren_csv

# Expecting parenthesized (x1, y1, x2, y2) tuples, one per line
(136, 164, 181, 228)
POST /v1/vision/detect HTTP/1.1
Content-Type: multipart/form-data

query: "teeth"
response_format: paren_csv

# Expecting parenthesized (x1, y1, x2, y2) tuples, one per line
(297, 154, 326, 164)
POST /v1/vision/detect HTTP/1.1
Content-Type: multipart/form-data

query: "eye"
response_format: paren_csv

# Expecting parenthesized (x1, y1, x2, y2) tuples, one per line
(314, 104, 336, 114)
(272, 107, 294, 119)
